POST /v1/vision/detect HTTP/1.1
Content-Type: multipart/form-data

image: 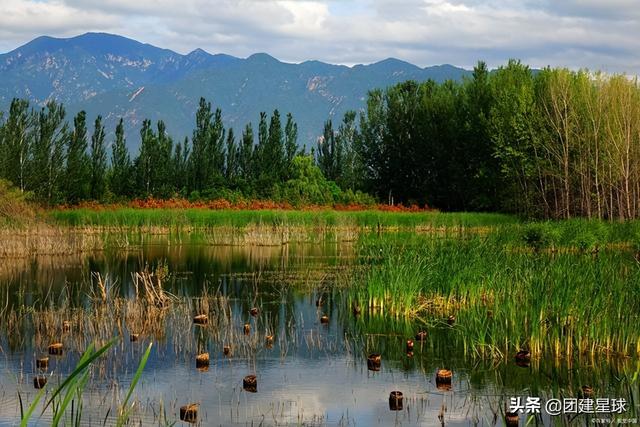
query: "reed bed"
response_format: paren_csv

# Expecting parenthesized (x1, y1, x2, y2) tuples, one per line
(0, 225, 104, 258)
(49, 207, 517, 229)
(350, 232, 640, 359)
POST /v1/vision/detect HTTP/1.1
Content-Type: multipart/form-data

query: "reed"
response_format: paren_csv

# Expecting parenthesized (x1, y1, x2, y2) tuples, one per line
(350, 232, 640, 358)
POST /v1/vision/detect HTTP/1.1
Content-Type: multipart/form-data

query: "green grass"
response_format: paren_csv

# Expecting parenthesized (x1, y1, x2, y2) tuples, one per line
(350, 231, 640, 359)
(47, 208, 517, 229)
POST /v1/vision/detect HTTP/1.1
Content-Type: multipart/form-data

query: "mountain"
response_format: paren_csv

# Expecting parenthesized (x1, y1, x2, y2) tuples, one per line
(0, 33, 472, 150)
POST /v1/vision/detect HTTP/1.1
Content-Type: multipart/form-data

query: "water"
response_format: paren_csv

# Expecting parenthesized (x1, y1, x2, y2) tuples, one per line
(0, 237, 637, 426)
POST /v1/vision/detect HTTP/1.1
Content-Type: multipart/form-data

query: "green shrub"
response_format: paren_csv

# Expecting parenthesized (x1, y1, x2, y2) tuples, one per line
(522, 223, 559, 250)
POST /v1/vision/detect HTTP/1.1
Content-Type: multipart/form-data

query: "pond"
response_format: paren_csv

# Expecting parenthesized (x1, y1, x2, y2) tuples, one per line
(0, 235, 637, 426)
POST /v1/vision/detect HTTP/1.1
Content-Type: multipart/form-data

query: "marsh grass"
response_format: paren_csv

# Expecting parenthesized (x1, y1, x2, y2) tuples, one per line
(351, 232, 640, 359)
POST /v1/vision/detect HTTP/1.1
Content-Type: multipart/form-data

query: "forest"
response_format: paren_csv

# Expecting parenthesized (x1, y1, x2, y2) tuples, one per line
(1, 59, 640, 219)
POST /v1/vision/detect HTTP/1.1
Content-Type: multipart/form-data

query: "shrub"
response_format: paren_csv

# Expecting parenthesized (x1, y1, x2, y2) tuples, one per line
(522, 223, 559, 250)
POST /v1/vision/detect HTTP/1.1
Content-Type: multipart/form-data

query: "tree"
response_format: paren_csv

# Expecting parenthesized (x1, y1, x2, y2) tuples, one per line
(31, 101, 68, 204)
(225, 128, 238, 185)
(207, 108, 226, 189)
(279, 155, 337, 206)
(90, 115, 107, 200)
(316, 119, 336, 180)
(109, 118, 132, 198)
(155, 120, 174, 197)
(1, 99, 33, 192)
(284, 112, 298, 177)
(173, 137, 190, 195)
(239, 123, 255, 188)
(136, 119, 157, 197)
(335, 111, 359, 190)
(65, 111, 90, 204)
(190, 97, 212, 192)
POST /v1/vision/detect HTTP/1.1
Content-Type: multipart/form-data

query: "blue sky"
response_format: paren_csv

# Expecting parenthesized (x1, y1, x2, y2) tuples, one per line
(1, 0, 638, 73)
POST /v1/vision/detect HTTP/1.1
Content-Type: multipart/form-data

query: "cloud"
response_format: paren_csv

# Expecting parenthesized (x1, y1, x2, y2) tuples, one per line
(0, 0, 638, 73)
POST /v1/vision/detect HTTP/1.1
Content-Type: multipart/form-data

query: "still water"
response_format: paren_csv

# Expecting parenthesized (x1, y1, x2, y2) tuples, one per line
(0, 238, 636, 426)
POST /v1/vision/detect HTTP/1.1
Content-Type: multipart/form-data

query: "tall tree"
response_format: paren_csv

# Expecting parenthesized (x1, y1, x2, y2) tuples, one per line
(31, 101, 68, 204)
(109, 118, 132, 198)
(207, 108, 226, 188)
(0, 99, 33, 192)
(225, 128, 238, 185)
(137, 119, 157, 197)
(190, 97, 212, 193)
(284, 112, 298, 177)
(156, 120, 174, 197)
(239, 123, 255, 184)
(172, 137, 190, 194)
(316, 119, 336, 180)
(65, 111, 90, 203)
(90, 115, 107, 200)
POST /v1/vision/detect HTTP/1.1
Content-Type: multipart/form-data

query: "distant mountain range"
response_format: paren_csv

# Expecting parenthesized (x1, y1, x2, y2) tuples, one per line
(0, 32, 472, 150)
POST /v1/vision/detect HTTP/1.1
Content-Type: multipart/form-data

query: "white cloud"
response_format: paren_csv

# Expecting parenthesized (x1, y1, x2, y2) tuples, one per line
(0, 0, 638, 73)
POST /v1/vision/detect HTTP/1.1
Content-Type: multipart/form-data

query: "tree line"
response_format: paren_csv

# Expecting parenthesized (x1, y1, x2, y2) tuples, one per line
(0, 97, 372, 206)
(321, 60, 640, 219)
(2, 60, 640, 218)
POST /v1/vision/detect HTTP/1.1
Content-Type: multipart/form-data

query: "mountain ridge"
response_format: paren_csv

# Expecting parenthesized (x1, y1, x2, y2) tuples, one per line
(0, 32, 472, 150)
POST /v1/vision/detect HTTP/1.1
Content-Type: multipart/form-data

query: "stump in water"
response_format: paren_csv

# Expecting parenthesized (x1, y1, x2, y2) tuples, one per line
(196, 353, 210, 370)
(505, 412, 519, 427)
(415, 331, 427, 341)
(243, 323, 251, 335)
(320, 315, 329, 324)
(250, 307, 259, 317)
(367, 353, 381, 371)
(515, 350, 530, 363)
(243, 374, 257, 393)
(223, 345, 231, 356)
(33, 375, 47, 389)
(48, 343, 63, 356)
(581, 385, 594, 398)
(436, 369, 452, 391)
(193, 314, 208, 325)
(389, 391, 404, 411)
(179, 404, 198, 423)
(352, 304, 361, 315)
(36, 357, 49, 370)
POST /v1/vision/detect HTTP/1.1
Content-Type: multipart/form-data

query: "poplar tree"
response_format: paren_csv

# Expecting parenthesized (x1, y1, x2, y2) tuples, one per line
(90, 115, 107, 200)
(65, 111, 90, 203)
(31, 101, 68, 204)
(110, 118, 132, 198)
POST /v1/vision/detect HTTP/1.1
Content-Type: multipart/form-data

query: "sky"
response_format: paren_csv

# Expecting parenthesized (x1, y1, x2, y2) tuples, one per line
(0, 0, 638, 73)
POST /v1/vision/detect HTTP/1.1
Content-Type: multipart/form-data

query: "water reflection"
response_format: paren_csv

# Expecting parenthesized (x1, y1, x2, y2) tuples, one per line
(0, 240, 638, 426)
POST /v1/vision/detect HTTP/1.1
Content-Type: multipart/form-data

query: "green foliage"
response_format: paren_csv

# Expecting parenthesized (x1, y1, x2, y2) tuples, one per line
(277, 155, 335, 206)
(30, 101, 68, 205)
(89, 115, 107, 200)
(521, 223, 560, 250)
(109, 118, 133, 198)
(65, 111, 90, 203)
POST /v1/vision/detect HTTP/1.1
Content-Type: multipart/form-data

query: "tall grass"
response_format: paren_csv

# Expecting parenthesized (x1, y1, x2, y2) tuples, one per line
(351, 232, 640, 359)
(48, 207, 517, 229)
